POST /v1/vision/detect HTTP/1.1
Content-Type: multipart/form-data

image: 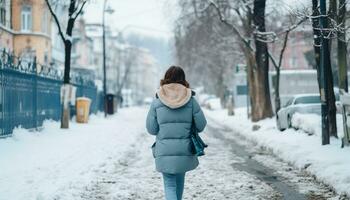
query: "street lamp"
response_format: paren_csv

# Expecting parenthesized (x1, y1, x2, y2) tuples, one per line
(102, 0, 114, 117)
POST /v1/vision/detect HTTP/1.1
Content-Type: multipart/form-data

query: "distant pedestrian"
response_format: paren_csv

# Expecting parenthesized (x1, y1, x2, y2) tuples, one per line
(146, 66, 207, 200)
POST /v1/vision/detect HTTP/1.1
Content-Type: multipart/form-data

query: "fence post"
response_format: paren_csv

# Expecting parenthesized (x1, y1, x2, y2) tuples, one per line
(33, 57, 38, 130)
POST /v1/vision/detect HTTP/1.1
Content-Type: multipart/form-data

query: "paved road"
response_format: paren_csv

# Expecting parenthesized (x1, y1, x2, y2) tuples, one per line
(78, 117, 344, 200)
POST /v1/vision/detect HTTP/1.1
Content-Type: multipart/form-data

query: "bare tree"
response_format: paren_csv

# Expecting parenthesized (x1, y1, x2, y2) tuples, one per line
(204, 0, 273, 121)
(45, 0, 88, 128)
(337, 0, 348, 92)
(311, 0, 337, 139)
(268, 16, 307, 113)
(115, 47, 139, 109)
(174, 2, 237, 101)
(251, 0, 274, 120)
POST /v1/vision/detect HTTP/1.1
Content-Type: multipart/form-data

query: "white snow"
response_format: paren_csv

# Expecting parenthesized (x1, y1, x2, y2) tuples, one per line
(0, 106, 276, 200)
(292, 113, 344, 138)
(206, 108, 350, 197)
(0, 108, 147, 200)
(203, 98, 222, 110)
(2, 105, 349, 199)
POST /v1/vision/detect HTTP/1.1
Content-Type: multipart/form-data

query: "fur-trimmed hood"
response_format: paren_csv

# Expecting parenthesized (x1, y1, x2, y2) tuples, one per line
(157, 83, 192, 109)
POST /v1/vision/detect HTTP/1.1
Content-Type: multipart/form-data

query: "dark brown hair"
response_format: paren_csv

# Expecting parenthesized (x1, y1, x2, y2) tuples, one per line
(160, 66, 190, 88)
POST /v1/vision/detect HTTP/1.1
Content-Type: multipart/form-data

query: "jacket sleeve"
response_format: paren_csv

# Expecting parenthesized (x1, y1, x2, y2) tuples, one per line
(192, 98, 207, 132)
(146, 100, 159, 135)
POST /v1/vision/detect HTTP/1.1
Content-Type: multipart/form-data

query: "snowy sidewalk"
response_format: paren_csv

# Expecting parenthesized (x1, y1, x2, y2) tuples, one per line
(206, 108, 350, 198)
(0, 108, 147, 200)
(79, 116, 279, 200)
(0, 106, 346, 200)
(1, 107, 278, 200)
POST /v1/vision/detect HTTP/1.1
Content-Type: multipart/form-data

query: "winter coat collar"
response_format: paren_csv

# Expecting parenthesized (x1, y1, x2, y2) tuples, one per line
(156, 83, 193, 109)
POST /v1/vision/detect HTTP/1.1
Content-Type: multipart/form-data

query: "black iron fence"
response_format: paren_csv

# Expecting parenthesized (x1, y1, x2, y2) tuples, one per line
(0, 49, 103, 137)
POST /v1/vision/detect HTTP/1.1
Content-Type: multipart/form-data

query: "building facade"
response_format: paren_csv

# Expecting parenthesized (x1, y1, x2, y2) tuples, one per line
(51, 2, 68, 70)
(72, 18, 95, 71)
(0, 0, 13, 51)
(11, 0, 51, 65)
(269, 30, 313, 70)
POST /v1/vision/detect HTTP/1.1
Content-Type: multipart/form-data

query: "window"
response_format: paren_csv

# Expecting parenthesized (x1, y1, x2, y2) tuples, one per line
(0, 0, 6, 26)
(21, 5, 32, 32)
(294, 96, 321, 104)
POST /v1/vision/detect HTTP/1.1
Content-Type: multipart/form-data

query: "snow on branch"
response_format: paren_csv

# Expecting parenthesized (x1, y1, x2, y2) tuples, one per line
(205, 0, 254, 52)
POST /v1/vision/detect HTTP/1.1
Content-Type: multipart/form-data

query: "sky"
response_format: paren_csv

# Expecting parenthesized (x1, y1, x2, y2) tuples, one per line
(83, 0, 178, 38)
(82, 0, 307, 39)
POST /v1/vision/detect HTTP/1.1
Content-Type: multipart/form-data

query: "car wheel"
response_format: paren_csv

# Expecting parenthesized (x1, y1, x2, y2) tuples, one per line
(276, 116, 285, 131)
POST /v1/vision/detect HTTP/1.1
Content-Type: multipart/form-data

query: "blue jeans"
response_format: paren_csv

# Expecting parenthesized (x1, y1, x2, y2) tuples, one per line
(162, 173, 186, 200)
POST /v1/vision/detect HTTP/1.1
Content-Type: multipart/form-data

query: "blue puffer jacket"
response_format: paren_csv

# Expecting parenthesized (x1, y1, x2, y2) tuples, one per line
(146, 83, 207, 174)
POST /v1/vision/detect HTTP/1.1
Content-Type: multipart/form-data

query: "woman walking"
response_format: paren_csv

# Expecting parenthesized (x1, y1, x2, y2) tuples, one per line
(146, 66, 207, 200)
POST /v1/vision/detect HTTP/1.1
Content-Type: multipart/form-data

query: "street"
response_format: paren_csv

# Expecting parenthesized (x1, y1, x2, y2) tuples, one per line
(2, 0, 350, 199)
(0, 107, 346, 200)
(78, 109, 342, 200)
(17, 107, 343, 200)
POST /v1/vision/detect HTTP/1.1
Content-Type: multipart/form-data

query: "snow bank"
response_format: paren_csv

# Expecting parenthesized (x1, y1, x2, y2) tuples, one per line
(292, 113, 344, 138)
(206, 108, 350, 196)
(0, 108, 147, 200)
(205, 98, 222, 110)
(292, 113, 321, 136)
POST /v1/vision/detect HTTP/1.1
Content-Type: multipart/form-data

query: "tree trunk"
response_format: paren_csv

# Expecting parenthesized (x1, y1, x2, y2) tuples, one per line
(275, 68, 281, 112)
(312, 0, 321, 88)
(250, 0, 273, 122)
(326, 54, 338, 138)
(61, 96, 70, 129)
(61, 13, 74, 129)
(273, 31, 290, 113)
(312, 0, 336, 141)
(63, 41, 72, 84)
(46, 0, 86, 129)
(338, 0, 348, 92)
(61, 41, 72, 129)
(326, 0, 338, 138)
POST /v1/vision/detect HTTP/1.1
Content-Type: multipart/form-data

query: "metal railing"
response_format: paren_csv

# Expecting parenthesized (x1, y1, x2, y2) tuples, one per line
(0, 49, 103, 137)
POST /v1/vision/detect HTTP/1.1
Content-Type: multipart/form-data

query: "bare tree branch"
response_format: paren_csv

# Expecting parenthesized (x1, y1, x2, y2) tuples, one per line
(45, 0, 66, 42)
(73, 0, 87, 20)
(207, 1, 255, 52)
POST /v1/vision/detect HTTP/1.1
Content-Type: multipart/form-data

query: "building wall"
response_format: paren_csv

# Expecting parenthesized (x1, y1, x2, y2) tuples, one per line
(0, 0, 13, 50)
(72, 18, 95, 71)
(86, 24, 103, 80)
(12, 0, 51, 65)
(269, 31, 312, 70)
(51, 3, 67, 70)
(233, 70, 320, 108)
(13, 34, 50, 62)
(0, 29, 13, 51)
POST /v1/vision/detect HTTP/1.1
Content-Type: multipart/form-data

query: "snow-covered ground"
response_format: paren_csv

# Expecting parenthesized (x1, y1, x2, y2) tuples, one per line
(1, 105, 348, 199)
(206, 107, 350, 197)
(0, 107, 277, 200)
(292, 113, 344, 138)
(0, 108, 146, 200)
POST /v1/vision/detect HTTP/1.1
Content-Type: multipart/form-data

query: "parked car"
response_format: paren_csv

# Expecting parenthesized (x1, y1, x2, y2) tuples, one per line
(277, 94, 322, 131)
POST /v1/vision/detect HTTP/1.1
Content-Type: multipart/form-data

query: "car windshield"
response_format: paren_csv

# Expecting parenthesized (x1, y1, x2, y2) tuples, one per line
(294, 96, 321, 104)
